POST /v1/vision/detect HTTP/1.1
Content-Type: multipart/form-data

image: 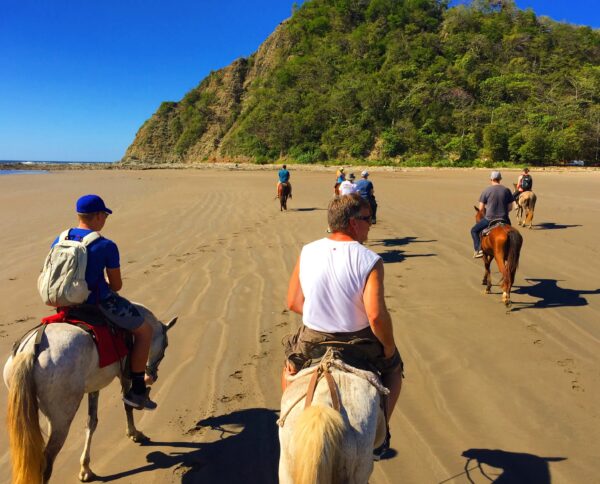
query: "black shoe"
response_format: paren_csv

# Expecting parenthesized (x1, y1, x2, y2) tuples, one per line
(373, 431, 391, 461)
(123, 388, 157, 411)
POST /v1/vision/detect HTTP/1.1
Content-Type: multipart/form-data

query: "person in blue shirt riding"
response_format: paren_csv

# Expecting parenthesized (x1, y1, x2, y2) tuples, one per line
(277, 164, 292, 199)
(51, 194, 157, 410)
(355, 170, 377, 224)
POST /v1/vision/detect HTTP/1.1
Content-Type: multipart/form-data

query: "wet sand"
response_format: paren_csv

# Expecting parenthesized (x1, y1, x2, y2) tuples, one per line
(1, 168, 599, 483)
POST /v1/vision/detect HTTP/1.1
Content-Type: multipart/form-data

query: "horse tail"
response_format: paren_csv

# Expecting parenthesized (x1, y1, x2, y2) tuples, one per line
(505, 229, 523, 284)
(7, 352, 45, 484)
(292, 405, 345, 484)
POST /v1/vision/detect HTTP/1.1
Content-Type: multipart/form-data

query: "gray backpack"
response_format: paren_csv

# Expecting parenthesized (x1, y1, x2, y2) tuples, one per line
(37, 230, 101, 307)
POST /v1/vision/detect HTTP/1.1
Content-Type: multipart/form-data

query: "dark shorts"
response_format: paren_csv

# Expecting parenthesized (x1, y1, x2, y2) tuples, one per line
(98, 293, 144, 330)
(283, 325, 403, 376)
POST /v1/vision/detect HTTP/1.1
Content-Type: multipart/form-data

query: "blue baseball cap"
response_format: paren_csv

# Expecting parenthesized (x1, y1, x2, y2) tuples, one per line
(76, 194, 112, 214)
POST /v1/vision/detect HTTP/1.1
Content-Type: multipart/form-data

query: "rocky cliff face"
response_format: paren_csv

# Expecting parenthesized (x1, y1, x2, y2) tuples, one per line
(122, 23, 291, 164)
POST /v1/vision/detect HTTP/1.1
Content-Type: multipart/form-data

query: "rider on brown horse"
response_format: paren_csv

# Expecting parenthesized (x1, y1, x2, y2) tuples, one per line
(470, 171, 515, 258)
(277, 164, 292, 199)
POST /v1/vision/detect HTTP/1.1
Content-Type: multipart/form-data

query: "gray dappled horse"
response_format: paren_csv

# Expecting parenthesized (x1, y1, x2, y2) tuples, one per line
(3, 304, 176, 484)
(278, 352, 388, 484)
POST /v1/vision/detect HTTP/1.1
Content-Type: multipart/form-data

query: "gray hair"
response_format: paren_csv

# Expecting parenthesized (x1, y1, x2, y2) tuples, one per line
(328, 194, 369, 232)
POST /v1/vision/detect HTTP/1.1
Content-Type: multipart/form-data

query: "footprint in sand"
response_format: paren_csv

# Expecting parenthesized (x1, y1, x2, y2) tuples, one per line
(276, 322, 288, 328)
(8, 277, 17, 281)
(220, 393, 245, 403)
(260, 334, 269, 343)
(151, 263, 162, 268)
(229, 370, 243, 380)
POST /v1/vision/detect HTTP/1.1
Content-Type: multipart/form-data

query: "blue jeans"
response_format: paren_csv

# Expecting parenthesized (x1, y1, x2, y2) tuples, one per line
(471, 219, 489, 251)
(471, 218, 511, 251)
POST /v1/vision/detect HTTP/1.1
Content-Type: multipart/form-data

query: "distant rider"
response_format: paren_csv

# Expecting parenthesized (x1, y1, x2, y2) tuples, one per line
(283, 193, 403, 459)
(513, 167, 532, 202)
(470, 171, 515, 258)
(277, 164, 292, 199)
(51, 195, 157, 410)
(355, 170, 377, 224)
(334, 167, 345, 196)
(339, 172, 358, 196)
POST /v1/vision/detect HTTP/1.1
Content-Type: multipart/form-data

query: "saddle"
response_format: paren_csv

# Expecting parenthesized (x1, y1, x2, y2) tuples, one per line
(12, 305, 130, 368)
(482, 219, 506, 236)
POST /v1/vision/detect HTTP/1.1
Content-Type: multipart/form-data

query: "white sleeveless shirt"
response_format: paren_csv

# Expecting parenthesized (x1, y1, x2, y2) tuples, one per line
(299, 238, 381, 333)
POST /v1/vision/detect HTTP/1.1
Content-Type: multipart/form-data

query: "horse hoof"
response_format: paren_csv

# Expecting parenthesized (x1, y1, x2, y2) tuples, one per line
(128, 431, 149, 443)
(79, 470, 97, 482)
(484, 289, 491, 294)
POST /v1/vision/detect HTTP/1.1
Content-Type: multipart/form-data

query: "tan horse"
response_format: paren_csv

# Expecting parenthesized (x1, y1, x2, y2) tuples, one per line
(4, 305, 176, 483)
(513, 184, 537, 229)
(278, 351, 388, 484)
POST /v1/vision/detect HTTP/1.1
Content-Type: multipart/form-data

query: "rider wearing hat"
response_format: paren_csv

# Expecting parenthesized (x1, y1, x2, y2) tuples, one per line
(470, 172, 515, 258)
(355, 170, 377, 224)
(50, 195, 157, 410)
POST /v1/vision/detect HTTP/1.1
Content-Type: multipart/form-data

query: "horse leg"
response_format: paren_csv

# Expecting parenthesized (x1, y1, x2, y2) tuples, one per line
(483, 255, 492, 293)
(494, 253, 510, 305)
(43, 398, 81, 483)
(125, 403, 149, 442)
(79, 392, 99, 482)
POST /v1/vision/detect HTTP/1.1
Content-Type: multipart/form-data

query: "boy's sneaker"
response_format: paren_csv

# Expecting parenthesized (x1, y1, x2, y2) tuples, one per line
(473, 250, 483, 258)
(373, 431, 391, 461)
(123, 388, 157, 411)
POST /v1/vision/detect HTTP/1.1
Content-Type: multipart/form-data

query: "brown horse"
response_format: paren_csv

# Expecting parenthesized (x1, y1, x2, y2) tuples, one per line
(278, 182, 291, 211)
(474, 207, 523, 306)
(513, 184, 537, 229)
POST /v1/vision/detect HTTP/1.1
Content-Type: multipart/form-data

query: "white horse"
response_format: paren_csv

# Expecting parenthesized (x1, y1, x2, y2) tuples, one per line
(3, 304, 176, 484)
(278, 352, 389, 484)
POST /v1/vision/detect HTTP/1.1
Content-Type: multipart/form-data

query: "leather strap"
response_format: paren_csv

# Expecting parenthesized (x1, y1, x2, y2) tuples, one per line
(324, 369, 340, 412)
(304, 368, 321, 409)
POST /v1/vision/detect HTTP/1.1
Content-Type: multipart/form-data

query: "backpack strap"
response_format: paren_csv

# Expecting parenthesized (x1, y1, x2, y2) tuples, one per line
(57, 230, 101, 246)
(81, 231, 101, 247)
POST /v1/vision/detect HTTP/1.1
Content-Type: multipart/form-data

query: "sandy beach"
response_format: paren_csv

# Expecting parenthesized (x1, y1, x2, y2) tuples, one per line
(1, 167, 599, 483)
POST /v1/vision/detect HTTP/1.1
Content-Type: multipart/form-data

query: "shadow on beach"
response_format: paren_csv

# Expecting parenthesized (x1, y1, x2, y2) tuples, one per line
(512, 278, 600, 311)
(454, 448, 566, 484)
(94, 408, 279, 484)
(535, 222, 582, 230)
(371, 236, 437, 264)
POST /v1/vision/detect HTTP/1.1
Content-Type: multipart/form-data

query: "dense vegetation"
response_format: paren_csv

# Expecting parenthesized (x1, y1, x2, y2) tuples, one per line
(127, 0, 600, 166)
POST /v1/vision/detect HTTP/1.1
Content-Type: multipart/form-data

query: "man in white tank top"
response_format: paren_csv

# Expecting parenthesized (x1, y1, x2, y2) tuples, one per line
(283, 193, 403, 456)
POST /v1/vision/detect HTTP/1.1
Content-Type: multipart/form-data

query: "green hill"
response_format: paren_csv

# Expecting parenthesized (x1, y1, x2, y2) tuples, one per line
(123, 0, 600, 166)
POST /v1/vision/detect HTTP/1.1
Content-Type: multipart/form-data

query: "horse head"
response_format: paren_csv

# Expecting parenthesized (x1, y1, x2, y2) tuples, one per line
(146, 316, 177, 382)
(474, 205, 485, 222)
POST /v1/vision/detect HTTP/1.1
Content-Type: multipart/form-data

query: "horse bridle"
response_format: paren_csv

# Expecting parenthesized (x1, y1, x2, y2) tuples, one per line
(146, 324, 168, 382)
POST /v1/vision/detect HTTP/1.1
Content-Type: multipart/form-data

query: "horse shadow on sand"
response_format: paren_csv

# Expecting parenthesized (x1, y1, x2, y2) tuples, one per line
(290, 207, 324, 212)
(94, 408, 279, 484)
(448, 448, 566, 484)
(511, 278, 600, 311)
(535, 222, 582, 230)
(371, 236, 437, 264)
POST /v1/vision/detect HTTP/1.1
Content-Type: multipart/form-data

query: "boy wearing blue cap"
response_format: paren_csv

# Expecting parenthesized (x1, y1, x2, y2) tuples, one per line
(470, 172, 515, 258)
(50, 194, 156, 410)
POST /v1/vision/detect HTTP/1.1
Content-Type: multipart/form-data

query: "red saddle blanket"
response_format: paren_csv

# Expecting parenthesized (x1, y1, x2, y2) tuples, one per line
(41, 310, 129, 368)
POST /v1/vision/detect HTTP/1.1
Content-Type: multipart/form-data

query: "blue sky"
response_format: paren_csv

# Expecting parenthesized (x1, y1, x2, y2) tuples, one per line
(0, 0, 598, 162)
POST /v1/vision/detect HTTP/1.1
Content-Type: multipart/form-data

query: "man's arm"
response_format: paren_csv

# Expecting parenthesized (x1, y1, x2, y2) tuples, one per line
(106, 267, 123, 292)
(287, 257, 304, 315)
(363, 259, 396, 358)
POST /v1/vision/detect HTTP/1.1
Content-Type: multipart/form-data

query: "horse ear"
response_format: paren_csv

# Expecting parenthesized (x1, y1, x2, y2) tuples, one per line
(165, 317, 178, 331)
(474, 205, 479, 212)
